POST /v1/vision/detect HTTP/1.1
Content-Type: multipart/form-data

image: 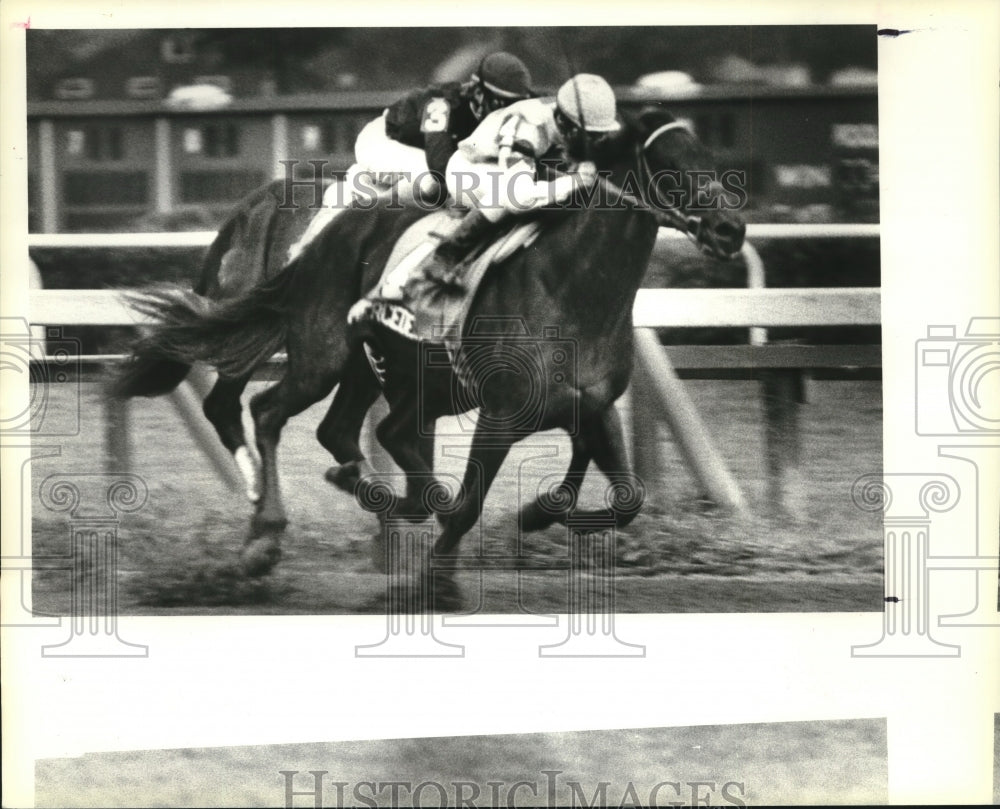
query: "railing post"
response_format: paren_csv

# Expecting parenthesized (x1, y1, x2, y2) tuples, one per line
(153, 117, 173, 215)
(633, 328, 747, 515)
(164, 376, 245, 494)
(761, 368, 806, 518)
(628, 348, 670, 508)
(38, 118, 59, 232)
(103, 396, 132, 474)
(744, 240, 809, 517)
(742, 240, 768, 347)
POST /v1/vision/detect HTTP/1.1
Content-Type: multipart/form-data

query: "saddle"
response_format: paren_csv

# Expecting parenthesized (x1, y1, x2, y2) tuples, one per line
(348, 209, 542, 348)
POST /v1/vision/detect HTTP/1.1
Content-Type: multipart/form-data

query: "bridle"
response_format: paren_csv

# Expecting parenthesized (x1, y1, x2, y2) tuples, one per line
(636, 120, 705, 249)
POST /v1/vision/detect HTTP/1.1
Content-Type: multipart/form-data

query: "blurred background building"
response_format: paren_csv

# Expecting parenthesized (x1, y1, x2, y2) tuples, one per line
(25, 26, 878, 232)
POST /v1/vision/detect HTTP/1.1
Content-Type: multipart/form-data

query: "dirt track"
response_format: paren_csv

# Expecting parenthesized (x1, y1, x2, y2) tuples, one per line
(31, 378, 883, 615)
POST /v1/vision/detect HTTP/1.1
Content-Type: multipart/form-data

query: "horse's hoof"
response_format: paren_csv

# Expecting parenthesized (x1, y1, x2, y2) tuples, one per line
(250, 512, 288, 538)
(241, 538, 282, 577)
(519, 500, 561, 533)
(325, 462, 360, 493)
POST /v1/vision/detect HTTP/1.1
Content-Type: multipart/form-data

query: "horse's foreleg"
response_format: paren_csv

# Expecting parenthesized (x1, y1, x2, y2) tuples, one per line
(519, 432, 590, 532)
(373, 390, 438, 521)
(583, 406, 645, 528)
(201, 374, 260, 503)
(429, 424, 513, 610)
(318, 348, 383, 494)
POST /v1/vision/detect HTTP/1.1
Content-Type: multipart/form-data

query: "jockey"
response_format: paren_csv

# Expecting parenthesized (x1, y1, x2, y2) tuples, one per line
(347, 51, 534, 203)
(287, 52, 533, 262)
(423, 73, 621, 285)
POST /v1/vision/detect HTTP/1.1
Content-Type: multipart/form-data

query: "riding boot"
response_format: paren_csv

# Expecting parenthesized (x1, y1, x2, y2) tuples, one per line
(424, 208, 496, 286)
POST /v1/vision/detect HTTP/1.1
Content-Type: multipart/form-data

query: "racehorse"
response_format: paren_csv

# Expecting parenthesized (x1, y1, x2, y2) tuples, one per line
(331, 120, 746, 607)
(120, 107, 745, 585)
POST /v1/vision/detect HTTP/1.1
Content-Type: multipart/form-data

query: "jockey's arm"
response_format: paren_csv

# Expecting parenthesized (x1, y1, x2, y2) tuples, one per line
(497, 116, 595, 210)
(423, 130, 456, 179)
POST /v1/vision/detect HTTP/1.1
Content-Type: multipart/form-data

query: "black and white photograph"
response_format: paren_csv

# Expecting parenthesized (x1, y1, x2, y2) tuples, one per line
(25, 24, 882, 615)
(2, 1, 997, 806)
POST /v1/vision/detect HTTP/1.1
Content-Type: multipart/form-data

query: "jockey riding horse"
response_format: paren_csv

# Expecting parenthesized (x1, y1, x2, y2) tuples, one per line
(288, 52, 534, 261)
(422, 73, 621, 287)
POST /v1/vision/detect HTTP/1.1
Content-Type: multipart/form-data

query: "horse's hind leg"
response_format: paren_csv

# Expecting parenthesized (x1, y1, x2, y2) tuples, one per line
(201, 374, 260, 502)
(317, 347, 382, 494)
(519, 431, 590, 532)
(248, 368, 337, 540)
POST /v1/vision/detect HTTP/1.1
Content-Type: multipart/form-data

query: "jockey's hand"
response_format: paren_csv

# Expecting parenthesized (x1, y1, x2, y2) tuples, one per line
(575, 161, 598, 186)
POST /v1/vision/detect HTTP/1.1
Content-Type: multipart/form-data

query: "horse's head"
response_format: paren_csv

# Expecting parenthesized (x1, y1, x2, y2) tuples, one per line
(623, 106, 746, 260)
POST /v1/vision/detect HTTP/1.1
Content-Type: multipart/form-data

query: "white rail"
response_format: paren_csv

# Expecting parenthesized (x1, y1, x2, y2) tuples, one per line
(25, 223, 880, 249)
(28, 286, 882, 328)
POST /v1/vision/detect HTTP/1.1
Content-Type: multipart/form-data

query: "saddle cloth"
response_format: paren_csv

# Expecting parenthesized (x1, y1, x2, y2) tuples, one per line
(348, 209, 542, 349)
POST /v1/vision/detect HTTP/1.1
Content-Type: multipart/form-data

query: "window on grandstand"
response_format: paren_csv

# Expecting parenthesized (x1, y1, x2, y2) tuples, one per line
(66, 127, 125, 161)
(183, 123, 239, 158)
(320, 118, 360, 154)
(66, 130, 86, 157)
(301, 125, 322, 151)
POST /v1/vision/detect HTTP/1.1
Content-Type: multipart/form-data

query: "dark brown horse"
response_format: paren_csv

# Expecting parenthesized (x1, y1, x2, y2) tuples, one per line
(119, 108, 744, 580)
(332, 122, 745, 606)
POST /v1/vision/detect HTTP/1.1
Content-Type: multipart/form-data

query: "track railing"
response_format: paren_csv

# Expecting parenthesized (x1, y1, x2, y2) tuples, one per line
(26, 225, 881, 517)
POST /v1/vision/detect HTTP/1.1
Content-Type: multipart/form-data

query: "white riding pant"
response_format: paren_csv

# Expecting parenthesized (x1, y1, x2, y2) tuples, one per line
(288, 112, 438, 262)
(445, 150, 580, 223)
(344, 111, 439, 202)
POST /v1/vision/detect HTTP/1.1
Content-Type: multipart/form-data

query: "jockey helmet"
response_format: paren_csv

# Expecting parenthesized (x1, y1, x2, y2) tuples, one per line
(469, 52, 533, 119)
(555, 74, 621, 133)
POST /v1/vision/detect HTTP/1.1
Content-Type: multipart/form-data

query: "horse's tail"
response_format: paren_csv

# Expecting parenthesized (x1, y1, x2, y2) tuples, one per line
(113, 265, 296, 396)
(110, 353, 194, 399)
(113, 184, 285, 400)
